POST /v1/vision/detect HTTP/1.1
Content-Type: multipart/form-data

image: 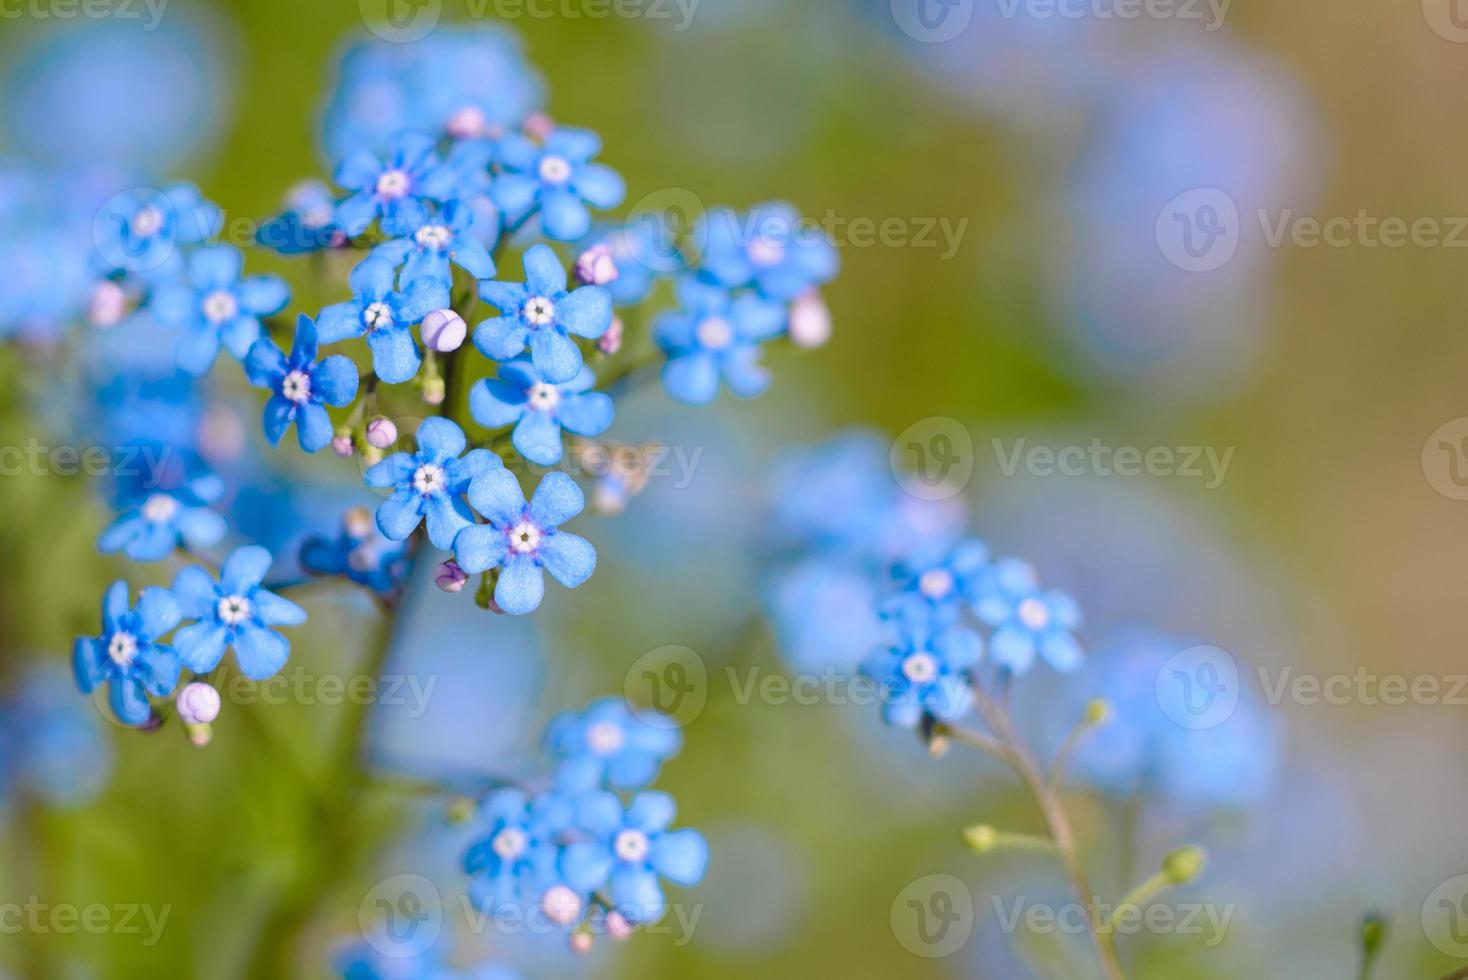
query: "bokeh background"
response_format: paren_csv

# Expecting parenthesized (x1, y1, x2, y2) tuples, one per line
(3, 0, 1468, 977)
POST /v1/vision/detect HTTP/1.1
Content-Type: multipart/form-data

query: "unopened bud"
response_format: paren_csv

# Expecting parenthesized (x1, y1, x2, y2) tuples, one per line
(422, 376, 446, 406)
(1161, 846, 1206, 886)
(962, 824, 998, 854)
(176, 682, 221, 725)
(344, 506, 374, 539)
(446, 105, 486, 140)
(605, 911, 635, 940)
(569, 931, 594, 954)
(1083, 698, 1110, 727)
(332, 431, 355, 457)
(598, 316, 624, 355)
(436, 560, 468, 593)
(788, 291, 832, 348)
(576, 244, 618, 286)
(421, 309, 466, 353)
(87, 280, 129, 328)
(366, 417, 398, 449)
(524, 113, 555, 141)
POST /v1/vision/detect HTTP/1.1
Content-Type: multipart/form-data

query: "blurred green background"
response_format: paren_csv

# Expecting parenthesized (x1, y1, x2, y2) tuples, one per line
(5, 1, 1468, 978)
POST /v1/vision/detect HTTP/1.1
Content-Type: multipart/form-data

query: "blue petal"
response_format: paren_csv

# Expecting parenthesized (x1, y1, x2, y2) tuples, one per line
(170, 566, 218, 618)
(244, 339, 287, 388)
(495, 554, 545, 615)
(189, 245, 242, 290)
(522, 245, 567, 296)
(364, 453, 416, 489)
(609, 867, 665, 924)
(222, 546, 273, 593)
(452, 524, 507, 575)
(626, 791, 675, 833)
(291, 314, 319, 361)
(557, 286, 611, 339)
(538, 532, 595, 590)
(541, 190, 591, 241)
(490, 172, 539, 217)
(254, 590, 307, 627)
(573, 163, 626, 209)
(350, 256, 397, 299)
(176, 329, 221, 376)
(661, 352, 720, 405)
(470, 378, 529, 429)
(467, 468, 527, 526)
(529, 472, 584, 527)
(560, 842, 615, 894)
(512, 412, 563, 466)
(556, 392, 613, 437)
(376, 489, 425, 540)
(312, 355, 360, 406)
(175, 620, 229, 674)
(220, 315, 265, 360)
(416, 416, 467, 460)
(424, 493, 472, 550)
(315, 302, 364, 343)
(529, 328, 582, 385)
(233, 625, 289, 680)
(451, 237, 496, 279)
(367, 326, 421, 384)
(398, 274, 450, 322)
(262, 395, 295, 446)
(989, 625, 1037, 674)
(73, 638, 106, 693)
(296, 402, 334, 453)
(479, 280, 528, 312)
(333, 151, 382, 191)
(177, 508, 227, 549)
(474, 316, 529, 361)
(238, 276, 290, 316)
(109, 676, 151, 726)
(545, 128, 601, 161)
(650, 829, 708, 886)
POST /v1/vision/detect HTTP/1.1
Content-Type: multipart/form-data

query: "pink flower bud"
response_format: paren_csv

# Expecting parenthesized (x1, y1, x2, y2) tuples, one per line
(446, 105, 486, 140)
(524, 113, 555, 142)
(422, 376, 446, 406)
(436, 559, 468, 593)
(366, 417, 398, 449)
(332, 432, 355, 457)
(177, 682, 221, 725)
(598, 317, 624, 356)
(569, 932, 594, 954)
(605, 911, 635, 941)
(87, 280, 128, 328)
(788, 290, 831, 348)
(575, 244, 619, 286)
(421, 309, 467, 353)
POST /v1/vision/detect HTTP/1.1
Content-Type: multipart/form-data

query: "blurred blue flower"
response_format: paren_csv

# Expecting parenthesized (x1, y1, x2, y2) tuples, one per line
(697, 203, 838, 301)
(317, 257, 448, 384)
(171, 546, 308, 681)
(475, 244, 613, 384)
(973, 558, 1083, 675)
(881, 537, 992, 631)
(300, 506, 414, 596)
(765, 558, 886, 675)
(371, 200, 496, 288)
(654, 276, 785, 405)
(151, 245, 290, 375)
(545, 697, 681, 792)
(491, 127, 625, 241)
(91, 183, 221, 279)
(73, 582, 182, 726)
(98, 450, 227, 562)
(860, 620, 981, 729)
(469, 357, 613, 467)
(364, 418, 499, 550)
(244, 315, 360, 453)
(333, 131, 458, 237)
(561, 790, 708, 924)
(453, 470, 597, 615)
(463, 787, 573, 913)
(5, 665, 112, 808)
(258, 180, 344, 255)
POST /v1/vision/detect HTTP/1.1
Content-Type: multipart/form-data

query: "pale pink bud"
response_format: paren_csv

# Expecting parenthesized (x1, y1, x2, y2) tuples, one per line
(524, 113, 555, 142)
(446, 105, 486, 140)
(422, 376, 446, 406)
(788, 290, 831, 348)
(598, 316, 624, 356)
(366, 417, 398, 449)
(569, 932, 594, 954)
(421, 309, 467, 353)
(332, 432, 355, 457)
(87, 280, 128, 328)
(605, 911, 635, 941)
(575, 244, 619, 286)
(177, 682, 221, 725)
(436, 560, 468, 594)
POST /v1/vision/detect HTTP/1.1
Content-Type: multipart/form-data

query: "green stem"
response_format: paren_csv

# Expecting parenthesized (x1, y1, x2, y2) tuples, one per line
(969, 686, 1126, 980)
(1104, 871, 1171, 931)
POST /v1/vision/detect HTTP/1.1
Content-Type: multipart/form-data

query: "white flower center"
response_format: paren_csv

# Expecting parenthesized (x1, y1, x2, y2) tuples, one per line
(509, 520, 541, 554)
(918, 569, 955, 600)
(216, 594, 253, 626)
(201, 290, 238, 324)
(142, 494, 178, 523)
(347, 541, 381, 573)
(1018, 597, 1051, 631)
(107, 632, 138, 668)
(131, 205, 164, 237)
(696, 316, 734, 351)
(412, 464, 446, 495)
(538, 155, 572, 184)
(614, 829, 650, 863)
(585, 720, 625, 755)
(527, 382, 560, 411)
(748, 234, 786, 268)
(415, 224, 452, 249)
(375, 168, 411, 199)
(541, 885, 582, 927)
(522, 296, 556, 326)
(492, 827, 528, 860)
(363, 301, 395, 332)
(281, 370, 312, 404)
(901, 651, 939, 684)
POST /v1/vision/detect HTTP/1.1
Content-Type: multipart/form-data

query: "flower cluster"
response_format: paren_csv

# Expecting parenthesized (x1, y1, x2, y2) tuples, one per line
(72, 547, 305, 727)
(459, 698, 705, 949)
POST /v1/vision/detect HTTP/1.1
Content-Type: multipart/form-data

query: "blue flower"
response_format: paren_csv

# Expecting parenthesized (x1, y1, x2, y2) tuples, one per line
(91, 183, 221, 277)
(371, 200, 496, 288)
(561, 791, 708, 924)
(475, 244, 612, 384)
(973, 559, 1083, 674)
(317, 257, 448, 384)
(463, 788, 574, 914)
(860, 621, 982, 729)
(469, 356, 613, 466)
(332, 131, 458, 236)
(491, 127, 625, 240)
(171, 546, 307, 680)
(150, 245, 291, 375)
(881, 538, 992, 630)
(6, 666, 113, 808)
(453, 470, 597, 615)
(545, 697, 681, 791)
(654, 276, 785, 405)
(364, 417, 501, 549)
(98, 454, 227, 562)
(72, 582, 182, 726)
(258, 180, 344, 255)
(245, 315, 360, 453)
(300, 507, 414, 596)
(698, 203, 839, 301)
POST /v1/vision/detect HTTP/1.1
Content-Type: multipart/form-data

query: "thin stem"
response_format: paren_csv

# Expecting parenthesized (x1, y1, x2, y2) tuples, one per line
(969, 685, 1126, 980)
(1104, 870, 1171, 931)
(932, 720, 1006, 763)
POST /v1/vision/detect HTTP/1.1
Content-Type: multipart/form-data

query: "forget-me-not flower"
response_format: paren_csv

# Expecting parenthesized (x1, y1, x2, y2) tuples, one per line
(698, 203, 839, 301)
(317, 257, 448, 384)
(171, 546, 308, 680)
(333, 131, 458, 236)
(371, 200, 496, 288)
(491, 127, 625, 241)
(244, 315, 360, 453)
(300, 506, 414, 596)
(545, 697, 681, 792)
(654, 275, 785, 405)
(150, 245, 290, 375)
(91, 183, 221, 277)
(73, 582, 182, 726)
(365, 418, 501, 549)
(475, 244, 612, 384)
(861, 621, 982, 729)
(973, 558, 1083, 674)
(98, 454, 227, 562)
(469, 356, 612, 466)
(560, 790, 708, 924)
